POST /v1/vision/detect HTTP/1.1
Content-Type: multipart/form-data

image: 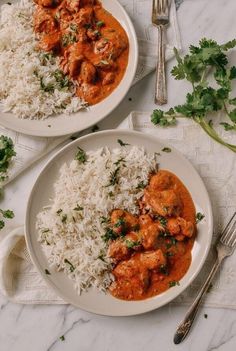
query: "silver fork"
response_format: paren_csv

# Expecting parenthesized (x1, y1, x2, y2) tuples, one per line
(173, 212, 236, 344)
(152, 0, 170, 105)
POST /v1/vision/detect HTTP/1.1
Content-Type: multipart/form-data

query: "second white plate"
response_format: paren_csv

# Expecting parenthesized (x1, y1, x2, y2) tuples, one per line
(0, 0, 138, 137)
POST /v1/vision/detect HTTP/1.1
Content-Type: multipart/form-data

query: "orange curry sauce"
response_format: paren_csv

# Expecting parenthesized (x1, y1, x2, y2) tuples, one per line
(33, 0, 129, 105)
(107, 170, 196, 301)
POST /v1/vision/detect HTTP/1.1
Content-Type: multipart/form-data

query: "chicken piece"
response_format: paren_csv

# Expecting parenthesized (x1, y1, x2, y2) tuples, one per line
(109, 274, 150, 300)
(65, 0, 80, 12)
(140, 222, 160, 250)
(34, 0, 62, 7)
(149, 171, 173, 191)
(62, 45, 85, 77)
(38, 32, 61, 52)
(167, 217, 194, 238)
(80, 61, 97, 83)
(102, 72, 115, 86)
(144, 189, 182, 217)
(97, 29, 128, 59)
(34, 8, 58, 34)
(140, 249, 166, 270)
(77, 84, 100, 104)
(111, 210, 138, 230)
(108, 239, 130, 261)
(113, 257, 139, 279)
(139, 214, 153, 227)
(73, 7, 94, 26)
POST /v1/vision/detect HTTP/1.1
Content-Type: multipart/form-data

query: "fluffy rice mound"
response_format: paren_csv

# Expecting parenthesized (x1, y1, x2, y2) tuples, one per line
(36, 146, 157, 294)
(0, 0, 85, 119)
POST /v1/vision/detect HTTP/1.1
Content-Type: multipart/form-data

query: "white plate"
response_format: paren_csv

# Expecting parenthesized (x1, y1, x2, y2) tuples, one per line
(25, 130, 213, 316)
(0, 0, 138, 137)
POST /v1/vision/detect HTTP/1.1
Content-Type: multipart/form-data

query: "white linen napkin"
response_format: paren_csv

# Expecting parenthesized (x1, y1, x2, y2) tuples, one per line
(1, 0, 181, 186)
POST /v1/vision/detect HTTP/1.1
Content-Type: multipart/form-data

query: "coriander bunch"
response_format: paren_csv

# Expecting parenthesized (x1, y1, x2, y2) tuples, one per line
(151, 38, 236, 152)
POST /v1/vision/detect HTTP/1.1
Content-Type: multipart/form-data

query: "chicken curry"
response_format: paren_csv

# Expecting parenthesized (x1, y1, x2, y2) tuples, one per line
(33, 0, 129, 105)
(107, 170, 196, 301)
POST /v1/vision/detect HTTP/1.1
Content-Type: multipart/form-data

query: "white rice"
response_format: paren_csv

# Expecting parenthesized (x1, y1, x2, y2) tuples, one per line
(0, 0, 85, 119)
(36, 146, 157, 294)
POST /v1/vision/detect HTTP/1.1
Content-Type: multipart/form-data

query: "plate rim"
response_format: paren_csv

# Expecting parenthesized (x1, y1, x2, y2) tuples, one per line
(25, 129, 214, 316)
(0, 0, 138, 137)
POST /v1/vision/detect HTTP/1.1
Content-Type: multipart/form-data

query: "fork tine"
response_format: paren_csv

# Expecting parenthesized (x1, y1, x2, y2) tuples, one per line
(220, 212, 236, 245)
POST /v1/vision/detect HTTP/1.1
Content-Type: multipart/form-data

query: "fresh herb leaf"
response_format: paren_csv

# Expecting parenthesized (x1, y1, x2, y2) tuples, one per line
(125, 239, 140, 249)
(117, 139, 130, 147)
(69, 23, 77, 32)
(101, 228, 117, 242)
(96, 20, 104, 27)
(151, 38, 236, 153)
(0, 209, 14, 219)
(114, 157, 126, 166)
(106, 167, 120, 187)
(220, 122, 236, 131)
(75, 147, 87, 164)
(159, 264, 169, 275)
(40, 77, 54, 93)
(0, 220, 5, 229)
(60, 335, 65, 341)
(61, 214, 67, 223)
(154, 215, 167, 227)
(64, 259, 75, 272)
(169, 280, 180, 288)
(73, 205, 84, 211)
(57, 209, 62, 215)
(136, 181, 147, 189)
(0, 135, 16, 176)
(151, 109, 176, 127)
(196, 212, 205, 223)
(162, 147, 172, 153)
(100, 216, 109, 224)
(61, 32, 77, 47)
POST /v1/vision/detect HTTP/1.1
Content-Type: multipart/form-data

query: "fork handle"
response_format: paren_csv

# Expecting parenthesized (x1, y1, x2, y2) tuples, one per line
(173, 256, 223, 344)
(155, 25, 167, 105)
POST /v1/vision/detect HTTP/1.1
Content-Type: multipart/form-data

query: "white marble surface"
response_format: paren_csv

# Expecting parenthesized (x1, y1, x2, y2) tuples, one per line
(1, 0, 236, 350)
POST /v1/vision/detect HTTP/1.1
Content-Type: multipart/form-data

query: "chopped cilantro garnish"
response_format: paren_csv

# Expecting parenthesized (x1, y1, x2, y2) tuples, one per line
(117, 139, 130, 147)
(169, 280, 180, 288)
(75, 147, 87, 164)
(60, 335, 65, 341)
(101, 228, 117, 242)
(196, 212, 205, 223)
(73, 205, 84, 211)
(0, 209, 14, 219)
(100, 216, 109, 224)
(61, 32, 77, 47)
(125, 239, 140, 249)
(61, 214, 67, 223)
(159, 264, 169, 275)
(162, 147, 172, 153)
(64, 259, 75, 272)
(136, 181, 147, 189)
(106, 167, 120, 187)
(96, 20, 104, 27)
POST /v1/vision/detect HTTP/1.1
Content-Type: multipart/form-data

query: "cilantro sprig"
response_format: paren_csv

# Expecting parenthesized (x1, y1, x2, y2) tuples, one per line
(151, 38, 236, 152)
